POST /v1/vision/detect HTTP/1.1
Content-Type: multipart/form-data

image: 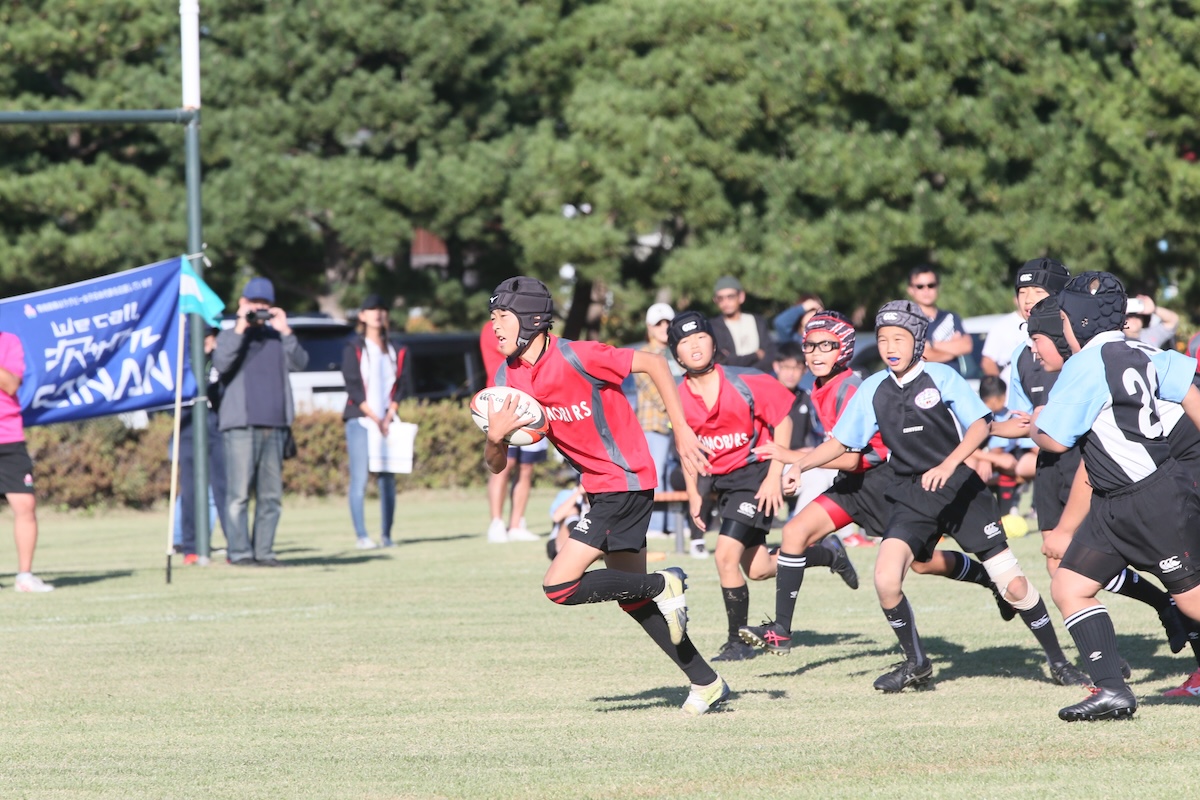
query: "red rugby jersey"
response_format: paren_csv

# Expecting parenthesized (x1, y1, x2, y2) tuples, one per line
(678, 366, 794, 476)
(496, 336, 656, 494)
(811, 369, 888, 472)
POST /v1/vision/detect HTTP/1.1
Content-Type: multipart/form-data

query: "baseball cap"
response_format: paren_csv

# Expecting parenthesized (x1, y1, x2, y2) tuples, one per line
(242, 276, 275, 304)
(645, 303, 675, 326)
(714, 276, 743, 294)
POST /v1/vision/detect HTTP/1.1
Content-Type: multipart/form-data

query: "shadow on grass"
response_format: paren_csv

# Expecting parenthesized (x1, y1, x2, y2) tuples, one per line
(754, 631, 891, 679)
(590, 685, 749, 713)
(30, 570, 135, 588)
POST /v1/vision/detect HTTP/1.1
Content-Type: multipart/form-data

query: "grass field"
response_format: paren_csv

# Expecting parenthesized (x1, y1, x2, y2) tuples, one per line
(1, 488, 1198, 799)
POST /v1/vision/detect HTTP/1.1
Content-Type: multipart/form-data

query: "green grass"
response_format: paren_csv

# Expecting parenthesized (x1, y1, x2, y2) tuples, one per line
(1, 489, 1198, 799)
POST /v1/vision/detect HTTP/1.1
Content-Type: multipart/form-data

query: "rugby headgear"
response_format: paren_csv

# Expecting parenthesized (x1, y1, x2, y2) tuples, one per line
(489, 276, 554, 357)
(1015, 258, 1071, 294)
(875, 300, 928, 368)
(667, 310, 717, 376)
(1025, 296, 1072, 363)
(1056, 271, 1127, 347)
(803, 311, 856, 372)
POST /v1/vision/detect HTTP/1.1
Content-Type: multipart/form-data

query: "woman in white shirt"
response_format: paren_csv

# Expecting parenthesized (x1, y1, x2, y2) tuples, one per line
(340, 294, 411, 548)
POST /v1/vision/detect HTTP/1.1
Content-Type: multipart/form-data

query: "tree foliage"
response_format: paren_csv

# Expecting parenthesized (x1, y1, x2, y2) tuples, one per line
(2, 1, 1198, 338)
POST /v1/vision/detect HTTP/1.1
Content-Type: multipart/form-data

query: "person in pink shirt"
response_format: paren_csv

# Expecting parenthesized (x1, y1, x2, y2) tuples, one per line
(483, 276, 729, 715)
(0, 333, 53, 592)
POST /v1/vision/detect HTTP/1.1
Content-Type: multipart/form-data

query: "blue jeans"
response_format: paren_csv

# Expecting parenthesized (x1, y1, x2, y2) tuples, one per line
(345, 420, 396, 542)
(223, 427, 285, 562)
(644, 430, 675, 532)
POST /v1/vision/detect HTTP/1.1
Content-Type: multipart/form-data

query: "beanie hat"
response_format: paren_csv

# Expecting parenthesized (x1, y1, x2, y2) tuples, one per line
(1015, 258, 1071, 295)
(1057, 271, 1127, 346)
(489, 277, 554, 356)
(804, 311, 856, 372)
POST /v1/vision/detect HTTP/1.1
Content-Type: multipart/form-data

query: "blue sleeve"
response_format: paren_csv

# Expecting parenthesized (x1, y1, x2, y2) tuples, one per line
(1151, 350, 1198, 404)
(773, 305, 804, 341)
(831, 371, 886, 449)
(927, 363, 990, 429)
(1036, 353, 1110, 448)
(1006, 343, 1033, 414)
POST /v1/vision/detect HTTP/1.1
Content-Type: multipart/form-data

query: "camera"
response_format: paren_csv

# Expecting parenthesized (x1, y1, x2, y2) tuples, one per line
(1126, 298, 1145, 315)
(245, 309, 273, 325)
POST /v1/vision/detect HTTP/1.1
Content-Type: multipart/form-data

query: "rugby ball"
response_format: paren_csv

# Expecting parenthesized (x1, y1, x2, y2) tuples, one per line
(470, 386, 549, 446)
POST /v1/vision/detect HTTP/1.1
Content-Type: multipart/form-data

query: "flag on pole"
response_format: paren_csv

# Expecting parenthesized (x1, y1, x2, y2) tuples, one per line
(179, 257, 225, 325)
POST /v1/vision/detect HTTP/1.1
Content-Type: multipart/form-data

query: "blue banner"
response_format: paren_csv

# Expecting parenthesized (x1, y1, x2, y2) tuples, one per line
(0, 258, 199, 426)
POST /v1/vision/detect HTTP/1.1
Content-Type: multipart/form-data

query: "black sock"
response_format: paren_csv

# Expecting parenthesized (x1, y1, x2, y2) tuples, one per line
(774, 551, 807, 632)
(1017, 597, 1067, 664)
(882, 596, 925, 664)
(622, 600, 718, 685)
(543, 570, 663, 605)
(1064, 605, 1127, 690)
(943, 550, 991, 587)
(722, 584, 750, 642)
(804, 542, 833, 568)
(1107, 569, 1171, 613)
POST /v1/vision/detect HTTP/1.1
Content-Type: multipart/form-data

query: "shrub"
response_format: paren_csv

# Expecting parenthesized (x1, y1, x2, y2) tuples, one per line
(24, 399, 564, 509)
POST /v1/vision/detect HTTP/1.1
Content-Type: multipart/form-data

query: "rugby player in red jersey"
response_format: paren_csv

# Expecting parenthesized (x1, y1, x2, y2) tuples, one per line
(482, 277, 729, 715)
(669, 311, 858, 662)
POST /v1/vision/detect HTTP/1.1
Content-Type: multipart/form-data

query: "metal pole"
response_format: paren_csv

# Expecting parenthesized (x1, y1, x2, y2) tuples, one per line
(0, 110, 195, 125)
(185, 116, 209, 563)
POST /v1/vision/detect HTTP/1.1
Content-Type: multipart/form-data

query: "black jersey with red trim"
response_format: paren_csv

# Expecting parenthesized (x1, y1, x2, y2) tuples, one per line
(495, 335, 656, 494)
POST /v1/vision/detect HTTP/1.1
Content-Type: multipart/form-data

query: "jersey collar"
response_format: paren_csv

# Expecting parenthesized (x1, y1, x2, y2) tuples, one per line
(888, 360, 926, 388)
(1080, 330, 1125, 352)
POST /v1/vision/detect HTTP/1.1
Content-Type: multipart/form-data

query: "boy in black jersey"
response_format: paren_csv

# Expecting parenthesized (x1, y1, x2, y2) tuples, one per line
(781, 301, 1061, 692)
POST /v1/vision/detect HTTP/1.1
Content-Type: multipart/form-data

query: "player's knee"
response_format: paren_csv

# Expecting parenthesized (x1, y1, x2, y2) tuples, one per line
(543, 580, 580, 605)
(983, 551, 1039, 611)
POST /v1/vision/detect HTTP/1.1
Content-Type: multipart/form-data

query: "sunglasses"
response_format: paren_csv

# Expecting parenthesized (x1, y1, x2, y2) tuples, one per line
(801, 340, 840, 353)
(911, 282, 939, 290)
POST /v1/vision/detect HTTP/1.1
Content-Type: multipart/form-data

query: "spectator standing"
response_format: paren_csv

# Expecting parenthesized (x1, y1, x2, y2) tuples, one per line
(341, 294, 412, 549)
(709, 276, 775, 372)
(480, 321, 544, 543)
(979, 304, 1025, 383)
(633, 302, 682, 538)
(905, 266, 972, 375)
(0, 332, 52, 591)
(1123, 294, 1178, 348)
(214, 277, 308, 567)
(177, 327, 231, 563)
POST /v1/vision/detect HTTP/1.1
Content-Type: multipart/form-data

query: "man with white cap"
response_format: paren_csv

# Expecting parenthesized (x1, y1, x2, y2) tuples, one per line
(633, 302, 683, 537)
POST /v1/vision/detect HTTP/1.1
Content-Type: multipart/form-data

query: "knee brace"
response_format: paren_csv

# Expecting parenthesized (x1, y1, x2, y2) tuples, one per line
(983, 550, 1040, 612)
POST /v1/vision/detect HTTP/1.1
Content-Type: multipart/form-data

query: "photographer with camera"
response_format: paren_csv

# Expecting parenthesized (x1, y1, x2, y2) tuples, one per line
(214, 277, 309, 567)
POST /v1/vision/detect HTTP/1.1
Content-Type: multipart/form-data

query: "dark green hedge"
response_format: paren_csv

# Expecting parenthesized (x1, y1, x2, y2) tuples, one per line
(25, 400, 560, 510)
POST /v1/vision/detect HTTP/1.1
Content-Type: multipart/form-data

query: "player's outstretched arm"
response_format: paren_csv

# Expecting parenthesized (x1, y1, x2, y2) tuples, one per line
(990, 411, 1031, 439)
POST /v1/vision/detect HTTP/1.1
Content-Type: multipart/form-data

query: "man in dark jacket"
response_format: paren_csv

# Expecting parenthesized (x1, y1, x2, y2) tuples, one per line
(213, 277, 308, 566)
(708, 276, 774, 372)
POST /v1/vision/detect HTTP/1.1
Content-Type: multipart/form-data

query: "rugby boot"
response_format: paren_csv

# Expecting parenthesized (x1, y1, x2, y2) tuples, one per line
(738, 621, 792, 655)
(681, 675, 730, 716)
(873, 659, 934, 693)
(1058, 686, 1136, 721)
(1049, 660, 1091, 687)
(821, 535, 859, 590)
(652, 568, 689, 646)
